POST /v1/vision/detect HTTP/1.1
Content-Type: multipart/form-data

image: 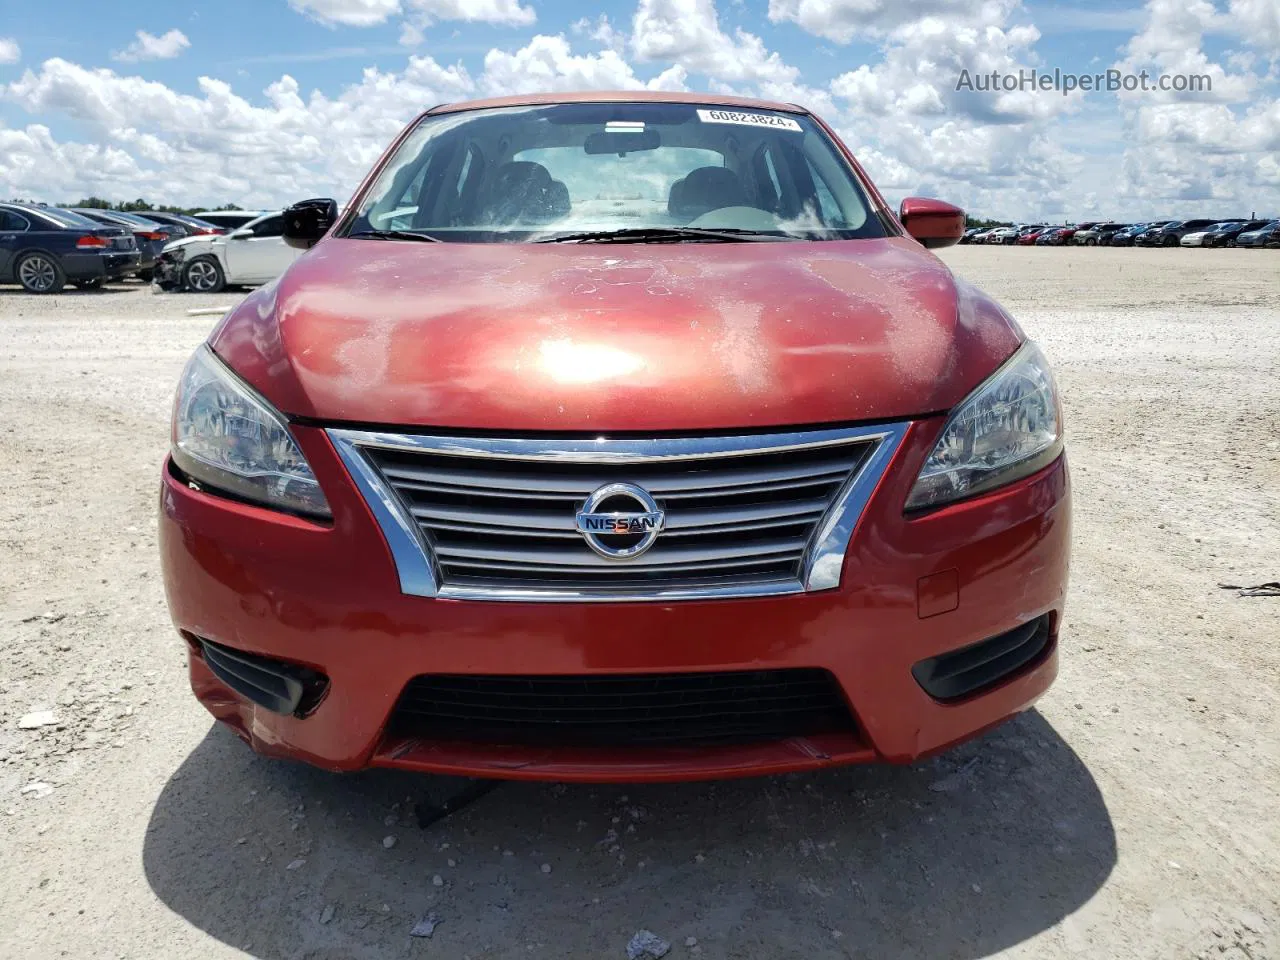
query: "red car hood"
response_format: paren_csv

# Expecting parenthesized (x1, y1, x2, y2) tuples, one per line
(212, 236, 1022, 432)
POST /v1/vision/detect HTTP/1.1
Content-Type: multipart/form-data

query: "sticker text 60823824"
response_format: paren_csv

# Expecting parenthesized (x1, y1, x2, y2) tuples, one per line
(695, 109, 803, 133)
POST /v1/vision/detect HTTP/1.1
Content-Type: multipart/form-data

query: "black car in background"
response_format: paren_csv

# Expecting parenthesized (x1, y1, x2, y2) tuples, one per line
(70, 208, 172, 280)
(1143, 219, 1218, 246)
(1199, 219, 1272, 247)
(0, 203, 141, 293)
(1234, 220, 1280, 248)
(135, 211, 224, 238)
(1110, 221, 1169, 246)
(1095, 223, 1132, 245)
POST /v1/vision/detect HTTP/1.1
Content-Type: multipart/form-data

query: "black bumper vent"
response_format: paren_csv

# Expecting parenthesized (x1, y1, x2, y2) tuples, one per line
(912, 616, 1052, 702)
(388, 669, 855, 747)
(200, 639, 328, 717)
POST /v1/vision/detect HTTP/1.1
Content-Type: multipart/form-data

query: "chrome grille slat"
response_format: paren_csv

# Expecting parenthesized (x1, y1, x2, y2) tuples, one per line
(409, 497, 831, 533)
(378, 457, 862, 496)
(441, 553, 800, 576)
(432, 538, 809, 568)
(328, 423, 909, 602)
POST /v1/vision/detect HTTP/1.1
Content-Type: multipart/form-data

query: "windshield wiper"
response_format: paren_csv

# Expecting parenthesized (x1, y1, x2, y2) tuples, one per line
(535, 226, 795, 244)
(347, 229, 444, 243)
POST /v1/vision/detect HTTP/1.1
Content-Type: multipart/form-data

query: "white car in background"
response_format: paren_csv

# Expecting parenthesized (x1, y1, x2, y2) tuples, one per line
(154, 211, 300, 293)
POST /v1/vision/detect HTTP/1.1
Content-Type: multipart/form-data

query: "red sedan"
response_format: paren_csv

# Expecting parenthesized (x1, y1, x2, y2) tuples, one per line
(160, 92, 1069, 782)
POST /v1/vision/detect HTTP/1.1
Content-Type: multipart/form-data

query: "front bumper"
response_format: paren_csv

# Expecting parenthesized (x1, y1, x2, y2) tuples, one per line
(153, 250, 184, 289)
(159, 421, 1070, 782)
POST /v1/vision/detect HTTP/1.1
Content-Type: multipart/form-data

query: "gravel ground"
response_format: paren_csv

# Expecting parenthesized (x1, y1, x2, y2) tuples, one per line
(1, 248, 1277, 960)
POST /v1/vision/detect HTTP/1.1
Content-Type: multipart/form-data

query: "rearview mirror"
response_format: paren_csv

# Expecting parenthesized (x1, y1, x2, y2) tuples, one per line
(899, 197, 966, 249)
(283, 198, 339, 250)
(584, 130, 661, 155)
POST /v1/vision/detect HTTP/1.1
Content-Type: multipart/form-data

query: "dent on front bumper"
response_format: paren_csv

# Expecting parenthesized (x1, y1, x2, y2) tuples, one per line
(159, 420, 1071, 782)
(153, 249, 186, 289)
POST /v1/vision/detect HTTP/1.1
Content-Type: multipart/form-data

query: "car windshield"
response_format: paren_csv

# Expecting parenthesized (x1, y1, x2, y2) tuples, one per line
(27, 206, 101, 228)
(109, 211, 165, 227)
(343, 102, 888, 243)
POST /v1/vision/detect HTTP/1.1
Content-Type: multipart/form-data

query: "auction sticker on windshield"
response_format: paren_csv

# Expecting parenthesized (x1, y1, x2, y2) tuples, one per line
(696, 109, 802, 132)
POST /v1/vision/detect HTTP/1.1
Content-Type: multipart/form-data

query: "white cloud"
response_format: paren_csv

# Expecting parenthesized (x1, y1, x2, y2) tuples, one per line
(480, 35, 656, 95)
(1113, 0, 1253, 104)
(399, 21, 426, 46)
(289, 0, 400, 27)
(1228, 0, 1280, 56)
(289, 0, 534, 28)
(0, 37, 19, 65)
(2, 56, 473, 205)
(827, 1, 1076, 124)
(631, 0, 832, 111)
(112, 29, 191, 63)
(573, 14, 625, 52)
(767, 0, 979, 43)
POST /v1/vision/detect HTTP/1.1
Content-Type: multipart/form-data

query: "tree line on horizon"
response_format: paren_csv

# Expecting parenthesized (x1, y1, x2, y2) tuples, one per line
(6, 197, 245, 215)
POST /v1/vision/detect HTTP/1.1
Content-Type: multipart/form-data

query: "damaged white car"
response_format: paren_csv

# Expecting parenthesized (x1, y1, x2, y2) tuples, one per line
(154, 211, 298, 292)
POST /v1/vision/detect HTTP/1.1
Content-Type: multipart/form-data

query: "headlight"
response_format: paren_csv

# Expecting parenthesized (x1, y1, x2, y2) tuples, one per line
(905, 342, 1062, 511)
(171, 345, 330, 518)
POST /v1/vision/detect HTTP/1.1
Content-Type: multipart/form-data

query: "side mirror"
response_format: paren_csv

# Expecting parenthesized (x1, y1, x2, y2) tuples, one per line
(229, 228, 251, 240)
(283, 198, 339, 250)
(899, 197, 966, 249)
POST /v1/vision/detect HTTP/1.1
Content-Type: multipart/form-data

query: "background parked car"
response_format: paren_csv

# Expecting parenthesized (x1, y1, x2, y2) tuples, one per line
(987, 226, 1020, 244)
(135, 211, 224, 238)
(154, 210, 296, 293)
(1199, 219, 1270, 247)
(1041, 225, 1083, 245)
(1110, 221, 1168, 246)
(70, 208, 172, 281)
(1016, 226, 1049, 245)
(193, 210, 271, 231)
(0, 203, 141, 293)
(1073, 222, 1126, 245)
(1146, 219, 1218, 246)
(1234, 220, 1280, 248)
(1095, 223, 1131, 246)
(1180, 221, 1243, 247)
(959, 227, 983, 244)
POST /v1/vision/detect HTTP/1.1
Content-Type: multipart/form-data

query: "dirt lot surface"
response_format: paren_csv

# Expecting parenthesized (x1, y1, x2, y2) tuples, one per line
(1, 248, 1277, 960)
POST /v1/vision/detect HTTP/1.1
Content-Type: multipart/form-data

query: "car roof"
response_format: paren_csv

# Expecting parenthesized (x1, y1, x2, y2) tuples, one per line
(428, 90, 809, 116)
(241, 210, 283, 228)
(2, 203, 99, 227)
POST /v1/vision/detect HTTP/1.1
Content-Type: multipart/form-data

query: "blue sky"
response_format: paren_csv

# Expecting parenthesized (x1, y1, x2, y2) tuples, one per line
(1, 0, 1277, 220)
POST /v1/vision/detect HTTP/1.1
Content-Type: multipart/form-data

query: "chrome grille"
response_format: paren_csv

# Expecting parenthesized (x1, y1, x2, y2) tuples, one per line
(329, 425, 908, 602)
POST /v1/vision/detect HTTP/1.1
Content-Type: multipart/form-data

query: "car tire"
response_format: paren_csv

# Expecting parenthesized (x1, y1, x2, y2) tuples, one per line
(1085, 238, 1097, 246)
(15, 252, 66, 294)
(183, 256, 225, 294)
(74, 278, 106, 291)
(138, 269, 154, 283)
(1164, 236, 1178, 247)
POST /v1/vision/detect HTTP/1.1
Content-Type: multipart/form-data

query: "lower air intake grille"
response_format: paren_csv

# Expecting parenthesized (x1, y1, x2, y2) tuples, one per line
(911, 615, 1052, 702)
(388, 669, 856, 746)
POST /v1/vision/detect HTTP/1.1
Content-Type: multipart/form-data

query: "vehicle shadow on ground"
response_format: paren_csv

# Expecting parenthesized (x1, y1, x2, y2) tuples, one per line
(143, 711, 1114, 959)
(0, 286, 137, 296)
